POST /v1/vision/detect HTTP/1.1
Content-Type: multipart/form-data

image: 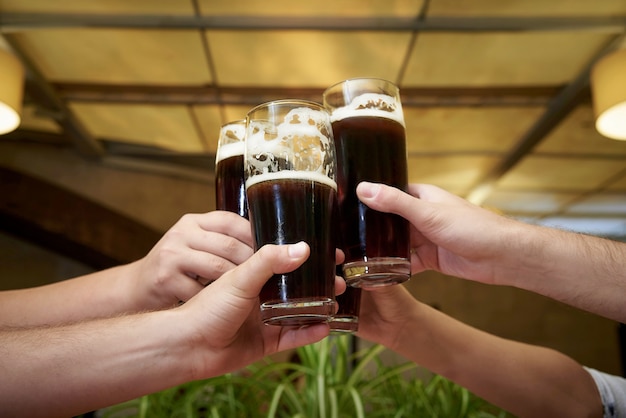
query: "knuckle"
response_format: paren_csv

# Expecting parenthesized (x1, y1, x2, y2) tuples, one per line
(222, 236, 240, 254)
(207, 256, 231, 277)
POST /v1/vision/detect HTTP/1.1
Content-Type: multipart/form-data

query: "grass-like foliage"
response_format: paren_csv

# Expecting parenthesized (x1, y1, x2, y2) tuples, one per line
(100, 336, 512, 418)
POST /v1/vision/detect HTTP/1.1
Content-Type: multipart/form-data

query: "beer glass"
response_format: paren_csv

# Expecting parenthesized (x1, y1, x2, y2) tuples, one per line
(245, 100, 338, 326)
(330, 276, 361, 333)
(215, 120, 248, 218)
(323, 78, 411, 288)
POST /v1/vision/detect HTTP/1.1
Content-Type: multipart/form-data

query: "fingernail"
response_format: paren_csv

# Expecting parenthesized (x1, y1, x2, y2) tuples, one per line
(288, 241, 307, 258)
(357, 182, 379, 199)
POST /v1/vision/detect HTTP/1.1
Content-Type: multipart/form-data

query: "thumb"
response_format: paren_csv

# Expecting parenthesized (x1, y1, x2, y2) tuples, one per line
(224, 242, 310, 300)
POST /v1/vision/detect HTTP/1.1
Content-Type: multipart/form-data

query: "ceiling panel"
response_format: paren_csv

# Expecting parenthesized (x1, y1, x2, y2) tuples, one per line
(527, 217, 626, 238)
(2, 0, 195, 14)
(407, 155, 499, 193)
(483, 190, 578, 214)
(206, 31, 411, 87)
(199, 0, 425, 17)
(536, 105, 626, 156)
(428, 0, 626, 17)
(69, 103, 205, 152)
(404, 106, 545, 153)
(191, 105, 232, 155)
(12, 29, 212, 84)
(566, 193, 626, 215)
(497, 156, 626, 191)
(402, 32, 612, 86)
(221, 105, 255, 125)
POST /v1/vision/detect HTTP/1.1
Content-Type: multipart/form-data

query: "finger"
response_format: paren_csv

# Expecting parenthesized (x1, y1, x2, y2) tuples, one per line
(356, 182, 425, 223)
(196, 211, 253, 247)
(189, 230, 254, 263)
(173, 275, 206, 303)
(185, 271, 215, 287)
(184, 237, 253, 279)
(222, 242, 310, 300)
(335, 248, 345, 265)
(334, 275, 347, 296)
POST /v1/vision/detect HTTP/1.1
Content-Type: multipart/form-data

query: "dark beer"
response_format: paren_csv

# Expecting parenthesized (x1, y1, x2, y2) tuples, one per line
(331, 283, 362, 333)
(324, 78, 411, 287)
(246, 100, 337, 325)
(332, 115, 410, 267)
(215, 121, 247, 218)
(215, 151, 248, 218)
(247, 174, 337, 326)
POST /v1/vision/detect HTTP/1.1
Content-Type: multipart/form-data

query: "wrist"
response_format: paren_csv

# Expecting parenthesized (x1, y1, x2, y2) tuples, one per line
(500, 222, 585, 295)
(387, 299, 429, 356)
(121, 258, 155, 313)
(490, 219, 549, 288)
(139, 308, 201, 383)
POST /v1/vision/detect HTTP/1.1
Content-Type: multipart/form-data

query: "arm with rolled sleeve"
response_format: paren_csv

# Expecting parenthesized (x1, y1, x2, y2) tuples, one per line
(585, 367, 626, 418)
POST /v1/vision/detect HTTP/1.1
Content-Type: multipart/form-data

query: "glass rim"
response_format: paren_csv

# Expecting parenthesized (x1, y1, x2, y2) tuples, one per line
(220, 119, 246, 129)
(322, 77, 399, 96)
(246, 98, 325, 118)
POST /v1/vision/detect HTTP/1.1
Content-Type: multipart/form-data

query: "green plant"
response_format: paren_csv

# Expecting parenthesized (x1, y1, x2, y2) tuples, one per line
(99, 336, 512, 418)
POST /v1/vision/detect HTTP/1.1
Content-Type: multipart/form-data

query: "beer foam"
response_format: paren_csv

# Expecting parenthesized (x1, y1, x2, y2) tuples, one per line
(329, 93, 405, 127)
(220, 122, 246, 143)
(245, 169, 337, 191)
(246, 106, 335, 180)
(215, 141, 245, 163)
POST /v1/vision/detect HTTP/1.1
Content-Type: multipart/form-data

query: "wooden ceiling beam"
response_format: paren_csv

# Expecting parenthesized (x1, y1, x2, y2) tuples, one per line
(2, 13, 625, 33)
(51, 82, 566, 107)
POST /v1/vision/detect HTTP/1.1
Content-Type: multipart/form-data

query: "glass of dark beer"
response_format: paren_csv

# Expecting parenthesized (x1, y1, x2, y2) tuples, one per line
(215, 120, 248, 218)
(330, 278, 361, 333)
(323, 78, 411, 288)
(245, 99, 338, 326)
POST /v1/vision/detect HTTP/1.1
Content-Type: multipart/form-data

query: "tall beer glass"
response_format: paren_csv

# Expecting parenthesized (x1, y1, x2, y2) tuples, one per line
(215, 120, 248, 218)
(323, 78, 411, 288)
(245, 100, 338, 326)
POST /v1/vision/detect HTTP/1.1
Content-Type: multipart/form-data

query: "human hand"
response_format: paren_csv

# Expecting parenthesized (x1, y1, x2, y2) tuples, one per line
(177, 242, 346, 378)
(355, 284, 421, 351)
(128, 211, 254, 311)
(356, 182, 521, 285)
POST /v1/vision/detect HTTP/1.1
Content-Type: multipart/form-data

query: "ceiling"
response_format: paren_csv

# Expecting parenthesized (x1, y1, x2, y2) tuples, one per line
(1, 0, 626, 253)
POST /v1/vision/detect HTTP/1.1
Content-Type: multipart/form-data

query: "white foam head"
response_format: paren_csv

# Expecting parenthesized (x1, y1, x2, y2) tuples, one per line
(215, 141, 245, 164)
(329, 93, 405, 127)
(245, 170, 337, 190)
(216, 121, 246, 164)
(246, 106, 335, 181)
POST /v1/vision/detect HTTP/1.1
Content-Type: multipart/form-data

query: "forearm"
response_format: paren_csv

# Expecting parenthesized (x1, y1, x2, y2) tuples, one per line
(502, 222, 626, 323)
(0, 263, 142, 327)
(394, 303, 602, 418)
(0, 309, 195, 418)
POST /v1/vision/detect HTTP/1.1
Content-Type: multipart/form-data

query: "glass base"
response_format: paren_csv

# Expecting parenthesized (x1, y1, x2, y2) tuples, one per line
(343, 258, 411, 288)
(260, 299, 334, 326)
(330, 316, 359, 334)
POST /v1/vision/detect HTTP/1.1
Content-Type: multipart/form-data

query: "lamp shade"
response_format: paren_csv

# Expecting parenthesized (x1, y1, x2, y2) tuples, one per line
(591, 49, 626, 141)
(0, 48, 24, 135)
